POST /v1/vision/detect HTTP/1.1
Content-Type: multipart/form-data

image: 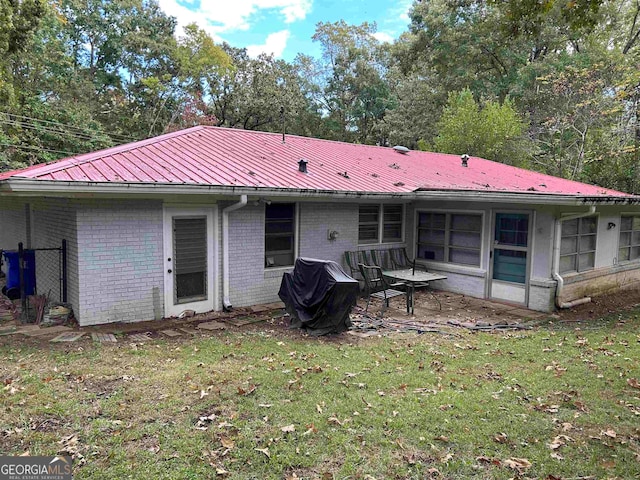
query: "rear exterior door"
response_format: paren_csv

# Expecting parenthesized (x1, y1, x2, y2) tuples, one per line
(163, 206, 217, 317)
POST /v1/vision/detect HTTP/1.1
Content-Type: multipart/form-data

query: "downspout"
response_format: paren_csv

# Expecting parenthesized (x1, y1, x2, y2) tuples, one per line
(222, 195, 248, 311)
(551, 206, 595, 309)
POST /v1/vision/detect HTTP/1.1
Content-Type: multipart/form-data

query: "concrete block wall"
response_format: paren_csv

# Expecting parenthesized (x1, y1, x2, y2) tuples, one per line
(528, 282, 556, 312)
(75, 200, 163, 326)
(31, 198, 79, 311)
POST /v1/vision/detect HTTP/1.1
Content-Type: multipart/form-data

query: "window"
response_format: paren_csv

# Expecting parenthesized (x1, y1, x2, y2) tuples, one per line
(619, 216, 640, 262)
(559, 216, 597, 273)
(265, 203, 295, 268)
(416, 212, 482, 266)
(358, 204, 404, 244)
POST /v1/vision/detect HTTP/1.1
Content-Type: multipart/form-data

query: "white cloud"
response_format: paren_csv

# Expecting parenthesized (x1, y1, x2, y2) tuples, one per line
(246, 30, 291, 57)
(158, 0, 311, 39)
(373, 31, 394, 44)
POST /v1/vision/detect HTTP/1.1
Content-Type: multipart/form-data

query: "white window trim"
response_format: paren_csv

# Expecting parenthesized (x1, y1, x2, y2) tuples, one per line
(264, 202, 298, 270)
(357, 203, 406, 245)
(559, 214, 598, 274)
(414, 208, 485, 268)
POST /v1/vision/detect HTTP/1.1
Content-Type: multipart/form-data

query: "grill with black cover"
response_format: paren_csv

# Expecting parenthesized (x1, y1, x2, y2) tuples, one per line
(278, 257, 359, 336)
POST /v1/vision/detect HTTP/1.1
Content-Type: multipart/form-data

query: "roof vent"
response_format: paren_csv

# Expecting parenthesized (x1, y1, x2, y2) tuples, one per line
(393, 145, 410, 154)
(461, 154, 469, 167)
(298, 158, 308, 173)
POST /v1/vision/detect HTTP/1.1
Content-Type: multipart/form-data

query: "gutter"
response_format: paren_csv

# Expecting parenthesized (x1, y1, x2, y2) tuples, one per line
(4, 178, 640, 205)
(551, 206, 595, 309)
(222, 195, 247, 311)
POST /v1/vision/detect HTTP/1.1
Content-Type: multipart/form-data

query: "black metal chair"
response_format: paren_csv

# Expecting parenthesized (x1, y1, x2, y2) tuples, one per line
(358, 263, 407, 316)
(389, 247, 426, 271)
(344, 251, 367, 279)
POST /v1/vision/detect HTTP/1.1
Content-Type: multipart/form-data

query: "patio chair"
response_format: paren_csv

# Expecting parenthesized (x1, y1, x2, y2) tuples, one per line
(344, 251, 362, 279)
(389, 247, 426, 271)
(370, 249, 393, 270)
(358, 263, 407, 316)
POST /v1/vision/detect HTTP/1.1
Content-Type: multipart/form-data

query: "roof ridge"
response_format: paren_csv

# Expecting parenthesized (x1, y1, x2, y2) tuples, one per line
(198, 125, 416, 153)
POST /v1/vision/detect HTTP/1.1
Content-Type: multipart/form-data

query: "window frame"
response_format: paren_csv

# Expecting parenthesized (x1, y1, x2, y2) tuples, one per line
(415, 209, 484, 267)
(559, 215, 598, 274)
(358, 204, 405, 245)
(618, 215, 640, 263)
(264, 202, 297, 269)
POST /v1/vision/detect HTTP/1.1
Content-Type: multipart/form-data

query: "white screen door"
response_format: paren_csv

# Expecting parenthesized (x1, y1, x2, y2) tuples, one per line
(163, 206, 217, 317)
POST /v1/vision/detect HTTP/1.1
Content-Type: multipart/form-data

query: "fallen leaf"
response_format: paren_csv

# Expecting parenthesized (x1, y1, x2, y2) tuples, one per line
(303, 424, 317, 436)
(503, 457, 532, 472)
(237, 385, 257, 396)
(561, 422, 573, 431)
(426, 467, 441, 477)
(548, 436, 567, 450)
(601, 428, 616, 439)
(215, 466, 228, 475)
(328, 416, 343, 426)
(627, 378, 640, 390)
(316, 404, 323, 414)
(255, 447, 270, 458)
(280, 424, 295, 433)
(550, 452, 564, 460)
(220, 436, 235, 449)
(440, 453, 453, 464)
(493, 433, 508, 444)
(573, 401, 589, 412)
(435, 435, 449, 442)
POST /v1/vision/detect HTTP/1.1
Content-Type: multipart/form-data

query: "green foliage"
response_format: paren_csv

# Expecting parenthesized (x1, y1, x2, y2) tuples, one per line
(434, 89, 532, 166)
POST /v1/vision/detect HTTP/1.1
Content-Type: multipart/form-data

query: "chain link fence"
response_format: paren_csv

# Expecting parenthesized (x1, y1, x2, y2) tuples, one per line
(0, 240, 67, 322)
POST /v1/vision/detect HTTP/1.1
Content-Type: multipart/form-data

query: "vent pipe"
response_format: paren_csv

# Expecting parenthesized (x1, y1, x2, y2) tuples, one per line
(298, 158, 308, 173)
(461, 154, 469, 167)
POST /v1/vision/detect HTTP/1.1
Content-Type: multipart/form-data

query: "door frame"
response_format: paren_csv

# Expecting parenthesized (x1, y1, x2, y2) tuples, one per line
(162, 205, 218, 317)
(488, 209, 534, 306)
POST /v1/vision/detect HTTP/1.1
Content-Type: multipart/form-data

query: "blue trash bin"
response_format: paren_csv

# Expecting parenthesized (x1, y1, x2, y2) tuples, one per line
(2, 250, 36, 298)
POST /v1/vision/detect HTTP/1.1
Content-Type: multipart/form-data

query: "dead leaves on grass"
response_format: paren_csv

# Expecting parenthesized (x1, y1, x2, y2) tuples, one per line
(627, 378, 640, 389)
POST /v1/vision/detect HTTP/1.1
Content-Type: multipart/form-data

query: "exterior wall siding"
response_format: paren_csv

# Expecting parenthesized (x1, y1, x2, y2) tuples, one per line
(75, 200, 164, 326)
(0, 198, 28, 249)
(4, 194, 640, 325)
(31, 199, 79, 311)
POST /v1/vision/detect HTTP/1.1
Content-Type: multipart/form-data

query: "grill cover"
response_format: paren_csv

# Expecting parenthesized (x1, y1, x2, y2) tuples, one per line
(278, 257, 358, 336)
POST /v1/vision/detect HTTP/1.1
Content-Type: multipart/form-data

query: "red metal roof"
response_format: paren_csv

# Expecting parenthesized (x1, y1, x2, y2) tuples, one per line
(0, 126, 628, 197)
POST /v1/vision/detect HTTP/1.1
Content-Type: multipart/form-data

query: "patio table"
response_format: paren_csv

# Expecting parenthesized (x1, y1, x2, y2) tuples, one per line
(382, 269, 447, 315)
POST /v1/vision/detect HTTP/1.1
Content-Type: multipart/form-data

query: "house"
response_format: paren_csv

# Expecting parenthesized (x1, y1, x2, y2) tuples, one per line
(1, 126, 639, 326)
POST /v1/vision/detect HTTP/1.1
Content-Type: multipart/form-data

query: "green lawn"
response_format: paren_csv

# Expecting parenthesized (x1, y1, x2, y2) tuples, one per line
(1, 313, 639, 479)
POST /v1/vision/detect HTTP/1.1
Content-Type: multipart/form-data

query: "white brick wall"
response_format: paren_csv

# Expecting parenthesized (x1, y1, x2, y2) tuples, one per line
(31, 198, 79, 310)
(75, 200, 163, 326)
(0, 198, 27, 249)
(226, 201, 365, 307)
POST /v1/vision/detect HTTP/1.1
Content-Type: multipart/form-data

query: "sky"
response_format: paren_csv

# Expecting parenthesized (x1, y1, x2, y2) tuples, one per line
(156, 0, 414, 61)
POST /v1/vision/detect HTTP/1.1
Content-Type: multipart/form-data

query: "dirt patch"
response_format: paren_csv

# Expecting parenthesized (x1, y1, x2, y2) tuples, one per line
(28, 414, 69, 432)
(554, 287, 640, 322)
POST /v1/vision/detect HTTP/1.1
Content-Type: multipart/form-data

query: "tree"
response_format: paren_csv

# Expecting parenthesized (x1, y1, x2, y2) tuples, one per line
(207, 45, 310, 134)
(309, 21, 391, 144)
(434, 89, 532, 166)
